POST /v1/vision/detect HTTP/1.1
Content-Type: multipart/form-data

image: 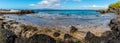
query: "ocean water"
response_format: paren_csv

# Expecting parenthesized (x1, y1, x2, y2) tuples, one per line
(35, 10, 100, 15)
(3, 10, 116, 28)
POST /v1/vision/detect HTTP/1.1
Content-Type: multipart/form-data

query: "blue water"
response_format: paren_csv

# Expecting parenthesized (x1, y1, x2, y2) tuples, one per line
(36, 10, 100, 15)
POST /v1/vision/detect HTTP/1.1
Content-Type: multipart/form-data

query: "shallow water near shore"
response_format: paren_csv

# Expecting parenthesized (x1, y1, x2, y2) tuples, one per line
(1, 10, 116, 31)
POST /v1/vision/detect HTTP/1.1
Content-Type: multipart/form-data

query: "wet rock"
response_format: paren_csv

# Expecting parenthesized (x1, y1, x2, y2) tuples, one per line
(96, 10, 108, 14)
(64, 34, 73, 40)
(70, 26, 78, 33)
(0, 29, 17, 43)
(85, 32, 95, 40)
(85, 32, 101, 43)
(27, 34, 56, 43)
(64, 34, 81, 43)
(53, 32, 60, 37)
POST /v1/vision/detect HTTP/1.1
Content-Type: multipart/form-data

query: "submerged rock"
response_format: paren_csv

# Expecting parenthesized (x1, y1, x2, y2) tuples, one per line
(53, 32, 60, 37)
(64, 34, 81, 43)
(27, 34, 56, 43)
(70, 26, 78, 33)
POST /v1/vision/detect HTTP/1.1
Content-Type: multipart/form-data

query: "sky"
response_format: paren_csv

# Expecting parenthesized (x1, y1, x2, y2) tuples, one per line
(0, 0, 119, 9)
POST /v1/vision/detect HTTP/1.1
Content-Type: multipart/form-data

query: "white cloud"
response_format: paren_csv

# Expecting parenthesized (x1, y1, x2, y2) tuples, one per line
(54, 4, 61, 7)
(81, 5, 108, 8)
(30, 0, 82, 9)
(30, 0, 62, 9)
(78, 5, 108, 9)
(29, 4, 37, 6)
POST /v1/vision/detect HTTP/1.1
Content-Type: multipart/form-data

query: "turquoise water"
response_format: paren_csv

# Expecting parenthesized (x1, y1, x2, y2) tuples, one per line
(36, 10, 100, 15)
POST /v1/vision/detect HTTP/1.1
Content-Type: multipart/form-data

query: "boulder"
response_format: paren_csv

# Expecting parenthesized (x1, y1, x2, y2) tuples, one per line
(70, 26, 78, 33)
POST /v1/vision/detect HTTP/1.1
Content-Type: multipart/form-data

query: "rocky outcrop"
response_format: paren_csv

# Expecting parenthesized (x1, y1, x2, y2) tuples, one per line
(0, 10, 36, 14)
(96, 10, 109, 14)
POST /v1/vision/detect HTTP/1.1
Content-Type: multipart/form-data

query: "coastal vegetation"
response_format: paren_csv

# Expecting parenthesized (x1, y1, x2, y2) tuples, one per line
(109, 1, 120, 10)
(108, 1, 120, 15)
(97, 1, 120, 14)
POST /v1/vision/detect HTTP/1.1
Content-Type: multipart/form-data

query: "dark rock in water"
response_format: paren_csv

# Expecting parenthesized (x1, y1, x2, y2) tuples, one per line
(96, 10, 108, 14)
(64, 34, 81, 43)
(53, 32, 60, 37)
(0, 29, 17, 43)
(64, 34, 73, 39)
(85, 32, 101, 43)
(70, 26, 78, 33)
(27, 34, 56, 43)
